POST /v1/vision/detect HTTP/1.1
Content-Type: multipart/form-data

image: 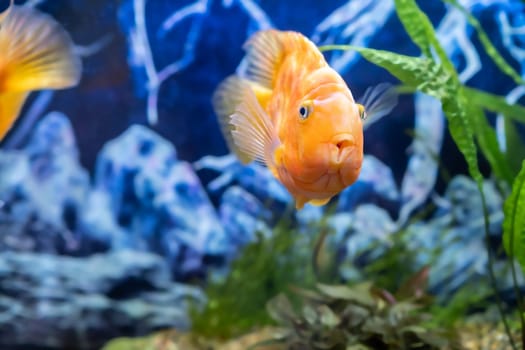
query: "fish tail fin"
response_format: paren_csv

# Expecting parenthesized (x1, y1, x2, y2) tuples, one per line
(0, 4, 81, 93)
(359, 83, 399, 130)
(240, 29, 284, 89)
(0, 91, 29, 140)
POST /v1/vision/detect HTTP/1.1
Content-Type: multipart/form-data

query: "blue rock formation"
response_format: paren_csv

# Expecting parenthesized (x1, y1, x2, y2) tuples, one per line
(94, 125, 229, 279)
(218, 186, 272, 249)
(337, 155, 400, 213)
(0, 251, 205, 350)
(334, 174, 514, 297)
(0, 112, 97, 255)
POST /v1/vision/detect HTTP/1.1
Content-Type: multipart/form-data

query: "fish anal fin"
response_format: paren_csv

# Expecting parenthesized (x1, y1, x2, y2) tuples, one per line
(0, 4, 81, 92)
(295, 196, 308, 210)
(0, 91, 29, 140)
(242, 29, 284, 89)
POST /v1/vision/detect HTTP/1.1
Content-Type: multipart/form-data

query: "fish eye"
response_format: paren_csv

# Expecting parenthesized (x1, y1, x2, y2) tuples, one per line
(298, 104, 312, 120)
(357, 104, 366, 120)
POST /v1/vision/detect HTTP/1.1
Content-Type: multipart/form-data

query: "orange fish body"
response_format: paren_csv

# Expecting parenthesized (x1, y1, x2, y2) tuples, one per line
(213, 30, 395, 209)
(0, 0, 81, 141)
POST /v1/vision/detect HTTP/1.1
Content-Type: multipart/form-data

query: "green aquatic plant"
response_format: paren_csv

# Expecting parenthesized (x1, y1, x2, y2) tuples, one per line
(503, 160, 525, 344)
(503, 161, 525, 276)
(319, 0, 525, 347)
(190, 219, 316, 339)
(261, 267, 460, 350)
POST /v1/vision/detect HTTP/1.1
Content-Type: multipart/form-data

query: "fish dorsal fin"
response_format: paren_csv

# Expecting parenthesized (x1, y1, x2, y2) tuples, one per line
(0, 4, 81, 92)
(242, 29, 284, 89)
(212, 75, 278, 165)
(0, 0, 14, 23)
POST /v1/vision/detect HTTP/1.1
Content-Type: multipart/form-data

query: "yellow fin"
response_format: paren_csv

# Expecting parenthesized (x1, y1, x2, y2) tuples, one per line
(309, 197, 332, 206)
(0, 4, 81, 92)
(295, 196, 308, 210)
(229, 82, 280, 165)
(242, 30, 284, 89)
(0, 91, 29, 140)
(212, 75, 253, 163)
(249, 81, 272, 111)
(213, 75, 279, 165)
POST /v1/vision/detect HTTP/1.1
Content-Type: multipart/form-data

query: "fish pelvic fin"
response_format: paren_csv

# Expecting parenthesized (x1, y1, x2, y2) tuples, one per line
(0, 4, 81, 93)
(242, 29, 284, 89)
(0, 91, 29, 140)
(309, 197, 332, 206)
(359, 83, 399, 130)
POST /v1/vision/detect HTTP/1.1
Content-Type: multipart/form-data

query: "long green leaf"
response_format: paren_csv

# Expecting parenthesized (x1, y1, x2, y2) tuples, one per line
(441, 90, 483, 183)
(444, 0, 525, 86)
(502, 160, 525, 348)
(394, 0, 455, 74)
(393, 0, 432, 57)
(465, 88, 525, 124)
(468, 103, 514, 184)
(504, 119, 525, 177)
(350, 47, 449, 98)
(503, 160, 525, 272)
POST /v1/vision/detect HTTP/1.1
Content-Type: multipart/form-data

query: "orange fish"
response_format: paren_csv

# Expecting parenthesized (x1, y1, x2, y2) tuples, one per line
(0, 0, 81, 141)
(213, 29, 397, 209)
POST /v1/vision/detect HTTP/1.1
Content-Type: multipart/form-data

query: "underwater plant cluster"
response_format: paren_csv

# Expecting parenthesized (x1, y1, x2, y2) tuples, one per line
(0, 0, 525, 349)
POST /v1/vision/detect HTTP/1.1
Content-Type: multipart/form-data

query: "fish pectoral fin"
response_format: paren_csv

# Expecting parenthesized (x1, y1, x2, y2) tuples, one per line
(0, 4, 81, 92)
(229, 83, 280, 166)
(242, 30, 284, 89)
(0, 91, 29, 140)
(359, 83, 399, 130)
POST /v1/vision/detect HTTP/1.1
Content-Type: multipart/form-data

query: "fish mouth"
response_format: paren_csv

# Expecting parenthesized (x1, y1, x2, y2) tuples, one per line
(328, 133, 355, 172)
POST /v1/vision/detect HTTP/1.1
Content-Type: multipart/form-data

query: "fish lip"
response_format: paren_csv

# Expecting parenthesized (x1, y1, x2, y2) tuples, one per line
(331, 133, 355, 147)
(328, 133, 355, 170)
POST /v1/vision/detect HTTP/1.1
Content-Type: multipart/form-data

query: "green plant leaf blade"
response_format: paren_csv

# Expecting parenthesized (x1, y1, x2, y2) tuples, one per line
(504, 118, 525, 178)
(503, 160, 525, 273)
(394, 0, 455, 74)
(468, 103, 514, 184)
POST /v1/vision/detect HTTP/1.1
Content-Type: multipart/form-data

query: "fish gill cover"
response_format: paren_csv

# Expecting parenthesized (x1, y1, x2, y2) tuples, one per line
(0, 0, 523, 349)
